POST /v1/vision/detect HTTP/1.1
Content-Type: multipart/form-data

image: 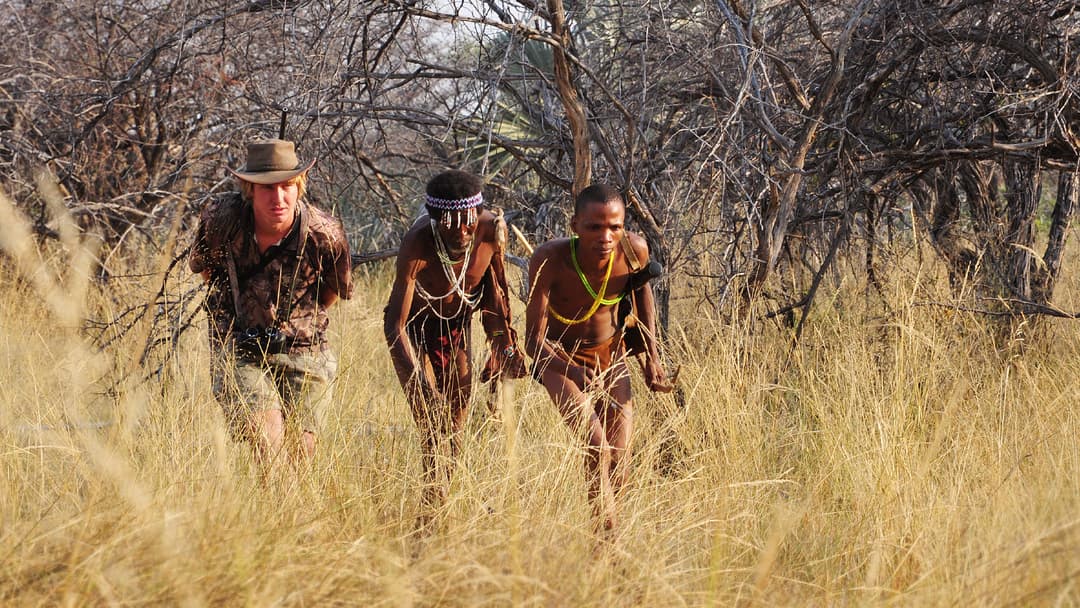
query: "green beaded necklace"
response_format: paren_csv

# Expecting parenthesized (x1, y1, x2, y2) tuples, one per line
(571, 236, 624, 306)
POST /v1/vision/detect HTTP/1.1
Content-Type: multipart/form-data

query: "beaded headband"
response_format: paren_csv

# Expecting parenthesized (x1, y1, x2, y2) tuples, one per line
(425, 192, 483, 210)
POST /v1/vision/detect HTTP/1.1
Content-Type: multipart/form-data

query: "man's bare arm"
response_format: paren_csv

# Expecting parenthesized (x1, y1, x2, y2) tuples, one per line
(477, 223, 527, 379)
(189, 217, 210, 277)
(478, 218, 515, 340)
(525, 248, 590, 383)
(319, 288, 339, 308)
(525, 251, 561, 374)
(383, 248, 431, 394)
(319, 237, 353, 308)
(628, 235, 673, 392)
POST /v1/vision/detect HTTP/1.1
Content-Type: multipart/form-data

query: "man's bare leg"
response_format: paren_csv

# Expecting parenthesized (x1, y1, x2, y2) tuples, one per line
(299, 431, 317, 460)
(540, 367, 619, 532)
(603, 403, 633, 497)
(408, 393, 447, 519)
(600, 363, 634, 502)
(400, 349, 447, 525)
(287, 430, 320, 501)
(445, 345, 473, 462)
(591, 365, 633, 533)
(484, 380, 500, 418)
(250, 408, 286, 484)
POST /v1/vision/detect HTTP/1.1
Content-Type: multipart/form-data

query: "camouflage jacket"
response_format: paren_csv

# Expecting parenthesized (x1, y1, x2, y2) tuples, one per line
(189, 192, 353, 353)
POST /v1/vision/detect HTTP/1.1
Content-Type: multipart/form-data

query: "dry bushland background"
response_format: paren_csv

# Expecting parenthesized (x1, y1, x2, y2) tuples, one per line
(0, 1, 1079, 606)
(0, 1, 1077, 326)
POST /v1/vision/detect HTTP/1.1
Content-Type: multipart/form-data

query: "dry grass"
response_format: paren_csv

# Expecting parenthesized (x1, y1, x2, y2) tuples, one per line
(0, 188, 1078, 606)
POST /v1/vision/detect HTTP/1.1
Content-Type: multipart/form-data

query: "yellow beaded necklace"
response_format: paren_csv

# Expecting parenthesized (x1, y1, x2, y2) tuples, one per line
(547, 237, 618, 325)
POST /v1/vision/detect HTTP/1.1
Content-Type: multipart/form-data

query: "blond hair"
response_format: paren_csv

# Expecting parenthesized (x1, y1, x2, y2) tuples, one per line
(238, 171, 309, 203)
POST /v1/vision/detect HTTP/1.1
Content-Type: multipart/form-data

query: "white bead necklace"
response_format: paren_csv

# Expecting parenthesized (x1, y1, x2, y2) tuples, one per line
(414, 218, 482, 320)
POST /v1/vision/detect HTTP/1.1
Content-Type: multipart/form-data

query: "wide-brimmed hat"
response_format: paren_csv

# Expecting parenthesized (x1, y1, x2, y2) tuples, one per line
(228, 138, 315, 184)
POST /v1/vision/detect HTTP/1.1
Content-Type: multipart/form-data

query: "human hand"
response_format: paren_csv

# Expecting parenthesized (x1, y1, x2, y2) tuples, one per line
(645, 359, 678, 393)
(481, 336, 528, 382)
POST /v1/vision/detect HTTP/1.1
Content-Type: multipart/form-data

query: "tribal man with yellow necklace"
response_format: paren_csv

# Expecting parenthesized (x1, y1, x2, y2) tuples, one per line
(525, 184, 673, 534)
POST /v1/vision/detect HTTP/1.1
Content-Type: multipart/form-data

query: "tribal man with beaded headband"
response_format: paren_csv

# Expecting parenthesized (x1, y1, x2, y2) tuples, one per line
(525, 184, 674, 535)
(384, 170, 527, 522)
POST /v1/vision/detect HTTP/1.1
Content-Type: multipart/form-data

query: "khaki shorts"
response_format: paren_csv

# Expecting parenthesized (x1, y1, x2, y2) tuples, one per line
(211, 349, 337, 440)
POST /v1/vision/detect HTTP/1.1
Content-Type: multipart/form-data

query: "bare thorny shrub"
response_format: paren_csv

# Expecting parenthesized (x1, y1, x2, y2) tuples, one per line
(0, 0, 1075, 377)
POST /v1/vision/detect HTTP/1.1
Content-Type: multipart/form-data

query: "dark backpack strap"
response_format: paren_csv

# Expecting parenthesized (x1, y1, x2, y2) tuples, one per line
(617, 233, 646, 354)
(226, 248, 245, 328)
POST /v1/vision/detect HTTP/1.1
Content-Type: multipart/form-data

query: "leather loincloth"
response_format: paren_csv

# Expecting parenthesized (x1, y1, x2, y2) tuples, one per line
(407, 314, 471, 377)
(535, 331, 626, 382)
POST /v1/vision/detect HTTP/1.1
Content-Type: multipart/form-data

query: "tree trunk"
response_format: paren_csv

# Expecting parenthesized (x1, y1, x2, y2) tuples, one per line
(1003, 160, 1040, 301)
(546, 0, 591, 196)
(1037, 169, 1078, 301)
(926, 168, 977, 288)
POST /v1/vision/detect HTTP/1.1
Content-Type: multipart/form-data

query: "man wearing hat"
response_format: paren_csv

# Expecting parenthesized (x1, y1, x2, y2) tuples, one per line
(384, 169, 526, 519)
(190, 138, 353, 468)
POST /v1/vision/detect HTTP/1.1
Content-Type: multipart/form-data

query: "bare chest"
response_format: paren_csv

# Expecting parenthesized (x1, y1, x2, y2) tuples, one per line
(411, 245, 495, 314)
(547, 261, 630, 330)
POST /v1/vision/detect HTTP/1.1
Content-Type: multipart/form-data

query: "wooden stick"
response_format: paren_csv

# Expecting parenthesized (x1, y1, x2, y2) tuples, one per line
(350, 248, 398, 265)
(510, 224, 535, 256)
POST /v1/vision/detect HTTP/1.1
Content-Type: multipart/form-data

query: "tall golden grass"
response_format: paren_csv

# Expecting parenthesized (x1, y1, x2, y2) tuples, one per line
(0, 184, 1077, 606)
